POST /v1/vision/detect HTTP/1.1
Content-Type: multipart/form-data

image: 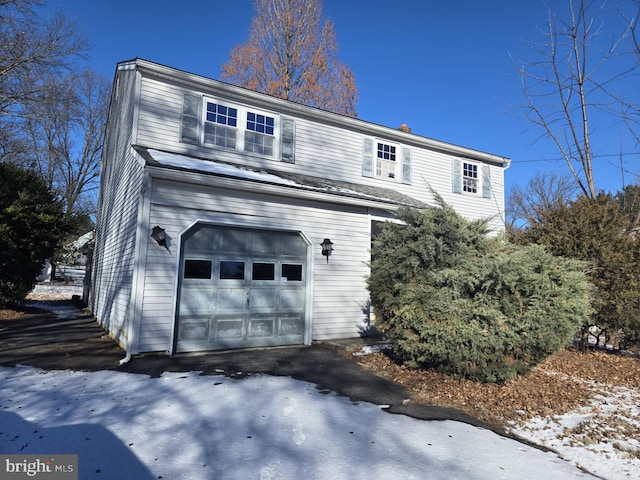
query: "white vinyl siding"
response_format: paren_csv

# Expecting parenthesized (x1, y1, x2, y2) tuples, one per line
(134, 75, 504, 229)
(134, 178, 371, 352)
(90, 67, 143, 348)
(137, 77, 184, 149)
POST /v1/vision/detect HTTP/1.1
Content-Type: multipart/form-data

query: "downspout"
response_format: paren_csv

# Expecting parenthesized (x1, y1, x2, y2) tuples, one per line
(119, 351, 132, 365)
(119, 166, 151, 365)
(118, 67, 145, 366)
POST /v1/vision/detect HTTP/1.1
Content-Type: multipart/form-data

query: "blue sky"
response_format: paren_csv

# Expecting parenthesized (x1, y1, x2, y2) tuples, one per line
(46, 0, 639, 197)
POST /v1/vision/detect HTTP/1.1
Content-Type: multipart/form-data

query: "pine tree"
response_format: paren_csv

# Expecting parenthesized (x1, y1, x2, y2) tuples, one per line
(0, 162, 66, 306)
(518, 193, 640, 347)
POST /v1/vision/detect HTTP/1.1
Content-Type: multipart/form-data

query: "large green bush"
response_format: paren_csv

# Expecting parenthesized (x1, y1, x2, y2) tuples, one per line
(0, 162, 66, 306)
(368, 202, 593, 383)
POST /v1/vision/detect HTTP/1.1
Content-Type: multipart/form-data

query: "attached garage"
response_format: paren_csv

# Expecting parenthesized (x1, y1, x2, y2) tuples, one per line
(175, 224, 310, 352)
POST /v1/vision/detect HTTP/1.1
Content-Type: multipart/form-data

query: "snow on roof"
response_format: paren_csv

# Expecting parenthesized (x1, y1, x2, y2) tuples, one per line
(141, 148, 427, 209)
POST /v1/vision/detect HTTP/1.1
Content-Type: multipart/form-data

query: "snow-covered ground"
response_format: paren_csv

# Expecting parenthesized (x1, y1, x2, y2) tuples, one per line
(26, 266, 85, 301)
(0, 275, 636, 478)
(509, 373, 640, 479)
(0, 366, 597, 480)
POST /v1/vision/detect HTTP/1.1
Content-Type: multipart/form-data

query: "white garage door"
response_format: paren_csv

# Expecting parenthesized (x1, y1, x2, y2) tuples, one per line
(175, 225, 308, 352)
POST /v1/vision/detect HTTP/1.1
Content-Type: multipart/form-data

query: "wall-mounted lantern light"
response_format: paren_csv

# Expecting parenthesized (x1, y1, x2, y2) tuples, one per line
(151, 226, 167, 249)
(320, 238, 334, 263)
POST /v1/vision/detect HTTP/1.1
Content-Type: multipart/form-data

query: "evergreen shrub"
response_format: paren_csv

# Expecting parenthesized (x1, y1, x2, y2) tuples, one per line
(368, 201, 593, 383)
(0, 162, 66, 306)
(515, 193, 640, 348)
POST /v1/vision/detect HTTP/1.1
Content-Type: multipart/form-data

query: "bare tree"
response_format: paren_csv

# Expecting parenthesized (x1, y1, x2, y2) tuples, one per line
(506, 171, 580, 240)
(514, 0, 638, 198)
(221, 0, 358, 117)
(619, 0, 640, 145)
(22, 70, 110, 215)
(0, 0, 87, 120)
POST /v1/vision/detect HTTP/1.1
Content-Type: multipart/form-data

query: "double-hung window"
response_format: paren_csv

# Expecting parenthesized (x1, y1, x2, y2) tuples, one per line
(376, 141, 398, 180)
(245, 112, 275, 155)
(201, 99, 278, 158)
(181, 93, 295, 162)
(452, 159, 491, 198)
(362, 137, 411, 184)
(462, 162, 478, 194)
(204, 102, 238, 148)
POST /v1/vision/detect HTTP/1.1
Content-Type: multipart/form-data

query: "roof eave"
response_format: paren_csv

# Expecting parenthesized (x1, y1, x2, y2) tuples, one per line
(144, 163, 419, 211)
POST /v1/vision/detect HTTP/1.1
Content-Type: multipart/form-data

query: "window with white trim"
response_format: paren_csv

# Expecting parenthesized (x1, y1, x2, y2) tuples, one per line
(204, 102, 238, 148)
(202, 98, 278, 158)
(376, 141, 398, 180)
(181, 93, 296, 162)
(463, 162, 478, 194)
(452, 159, 491, 198)
(245, 112, 275, 155)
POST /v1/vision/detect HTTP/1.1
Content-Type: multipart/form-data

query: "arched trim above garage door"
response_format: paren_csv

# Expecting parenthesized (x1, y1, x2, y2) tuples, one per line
(174, 223, 312, 352)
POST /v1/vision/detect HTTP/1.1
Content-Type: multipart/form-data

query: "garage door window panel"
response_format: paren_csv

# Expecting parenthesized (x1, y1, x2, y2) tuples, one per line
(282, 264, 302, 281)
(220, 261, 245, 280)
(184, 260, 212, 279)
(252, 262, 275, 281)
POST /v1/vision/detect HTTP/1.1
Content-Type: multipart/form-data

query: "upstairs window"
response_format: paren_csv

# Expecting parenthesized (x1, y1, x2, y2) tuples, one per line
(245, 112, 275, 155)
(463, 162, 478, 194)
(376, 141, 398, 180)
(201, 98, 278, 159)
(181, 93, 295, 163)
(204, 102, 237, 148)
(452, 159, 492, 198)
(362, 137, 411, 184)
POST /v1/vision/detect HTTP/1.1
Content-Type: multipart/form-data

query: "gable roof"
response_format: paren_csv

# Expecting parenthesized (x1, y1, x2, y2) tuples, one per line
(135, 147, 428, 209)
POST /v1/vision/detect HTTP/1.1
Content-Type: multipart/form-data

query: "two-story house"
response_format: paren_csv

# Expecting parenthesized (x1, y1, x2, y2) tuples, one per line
(89, 58, 509, 356)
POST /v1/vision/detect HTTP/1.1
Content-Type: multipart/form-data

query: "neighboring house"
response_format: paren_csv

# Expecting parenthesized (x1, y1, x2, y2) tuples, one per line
(89, 58, 510, 356)
(64, 231, 94, 266)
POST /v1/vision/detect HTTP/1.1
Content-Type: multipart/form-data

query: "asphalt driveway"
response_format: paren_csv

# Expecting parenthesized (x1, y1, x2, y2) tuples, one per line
(0, 299, 501, 434)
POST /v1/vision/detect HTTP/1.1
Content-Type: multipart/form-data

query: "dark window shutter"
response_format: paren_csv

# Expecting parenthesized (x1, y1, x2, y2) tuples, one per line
(281, 118, 295, 163)
(482, 164, 491, 198)
(362, 137, 374, 177)
(452, 158, 462, 194)
(401, 147, 412, 184)
(181, 93, 200, 144)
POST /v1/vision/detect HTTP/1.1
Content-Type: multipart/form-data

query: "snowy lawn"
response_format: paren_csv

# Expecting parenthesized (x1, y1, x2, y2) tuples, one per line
(0, 365, 596, 480)
(509, 371, 640, 480)
(4, 276, 636, 479)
